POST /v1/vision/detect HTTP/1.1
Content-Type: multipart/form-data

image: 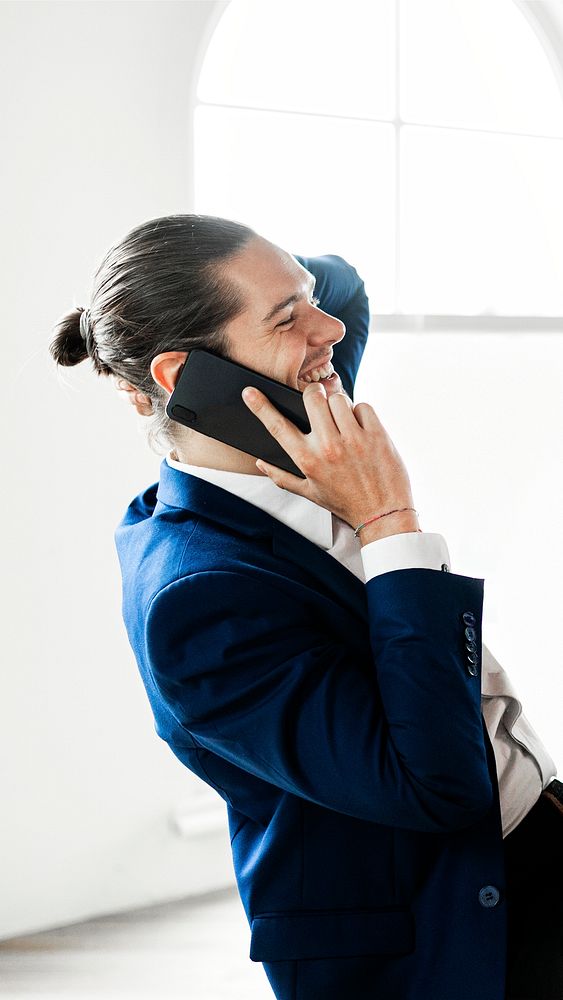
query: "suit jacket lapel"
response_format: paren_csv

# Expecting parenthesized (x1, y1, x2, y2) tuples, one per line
(156, 460, 368, 626)
(270, 518, 368, 626)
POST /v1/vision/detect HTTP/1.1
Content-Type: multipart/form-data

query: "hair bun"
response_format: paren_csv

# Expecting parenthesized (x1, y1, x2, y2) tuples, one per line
(49, 306, 91, 368)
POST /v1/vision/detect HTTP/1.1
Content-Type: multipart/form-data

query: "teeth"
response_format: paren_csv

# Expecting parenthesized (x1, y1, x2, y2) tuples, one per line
(300, 361, 334, 383)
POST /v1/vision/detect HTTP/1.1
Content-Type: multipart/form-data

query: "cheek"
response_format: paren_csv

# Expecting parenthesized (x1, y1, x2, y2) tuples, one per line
(265, 331, 306, 383)
(285, 345, 306, 379)
(270, 335, 301, 368)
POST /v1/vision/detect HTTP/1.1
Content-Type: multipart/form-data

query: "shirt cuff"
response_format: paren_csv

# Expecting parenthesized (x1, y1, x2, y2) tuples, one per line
(360, 532, 451, 582)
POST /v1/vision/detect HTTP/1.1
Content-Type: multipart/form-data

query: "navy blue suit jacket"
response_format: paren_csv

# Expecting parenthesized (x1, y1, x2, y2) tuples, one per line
(115, 255, 507, 1000)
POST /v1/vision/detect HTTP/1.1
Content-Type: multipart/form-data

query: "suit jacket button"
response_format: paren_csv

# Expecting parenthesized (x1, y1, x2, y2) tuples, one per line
(467, 662, 478, 677)
(479, 885, 500, 907)
(462, 612, 476, 626)
(464, 626, 477, 642)
(467, 652, 479, 665)
(441, 563, 449, 572)
(466, 641, 477, 653)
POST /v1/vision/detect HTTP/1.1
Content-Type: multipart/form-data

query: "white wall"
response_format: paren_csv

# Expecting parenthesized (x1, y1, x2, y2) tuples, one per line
(0, 1, 235, 942)
(1, 0, 562, 943)
(355, 330, 563, 771)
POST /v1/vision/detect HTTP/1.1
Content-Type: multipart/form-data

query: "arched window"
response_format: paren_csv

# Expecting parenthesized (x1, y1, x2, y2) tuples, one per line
(193, 1, 563, 760)
(194, 0, 563, 321)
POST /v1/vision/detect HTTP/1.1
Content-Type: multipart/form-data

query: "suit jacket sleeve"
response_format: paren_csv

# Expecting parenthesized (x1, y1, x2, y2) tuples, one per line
(145, 565, 493, 835)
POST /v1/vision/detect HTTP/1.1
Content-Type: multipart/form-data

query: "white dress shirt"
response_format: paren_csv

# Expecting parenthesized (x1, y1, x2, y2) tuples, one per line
(165, 452, 557, 838)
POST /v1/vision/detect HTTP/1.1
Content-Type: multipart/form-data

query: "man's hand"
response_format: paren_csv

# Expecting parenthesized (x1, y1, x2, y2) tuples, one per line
(242, 382, 417, 533)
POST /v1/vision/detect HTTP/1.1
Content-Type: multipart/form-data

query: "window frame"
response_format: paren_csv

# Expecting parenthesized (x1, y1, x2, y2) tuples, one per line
(190, 0, 563, 328)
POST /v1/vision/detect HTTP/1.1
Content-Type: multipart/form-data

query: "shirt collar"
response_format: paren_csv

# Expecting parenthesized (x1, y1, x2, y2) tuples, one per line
(165, 451, 334, 550)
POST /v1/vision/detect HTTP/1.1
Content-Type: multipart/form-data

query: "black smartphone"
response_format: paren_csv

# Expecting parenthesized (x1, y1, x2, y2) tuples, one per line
(165, 348, 311, 478)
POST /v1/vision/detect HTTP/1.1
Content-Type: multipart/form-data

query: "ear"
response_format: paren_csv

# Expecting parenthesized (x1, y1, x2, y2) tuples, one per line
(150, 351, 189, 395)
(114, 378, 154, 417)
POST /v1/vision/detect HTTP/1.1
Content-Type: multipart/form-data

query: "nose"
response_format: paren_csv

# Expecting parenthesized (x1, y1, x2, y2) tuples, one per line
(308, 308, 346, 348)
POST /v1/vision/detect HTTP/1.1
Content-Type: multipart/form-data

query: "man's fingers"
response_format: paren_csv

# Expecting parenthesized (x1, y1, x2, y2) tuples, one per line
(242, 382, 358, 460)
(255, 459, 308, 495)
(244, 383, 342, 494)
(242, 387, 307, 454)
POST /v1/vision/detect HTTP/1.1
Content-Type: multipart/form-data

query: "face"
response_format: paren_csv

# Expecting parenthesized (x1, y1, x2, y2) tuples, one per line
(220, 236, 346, 398)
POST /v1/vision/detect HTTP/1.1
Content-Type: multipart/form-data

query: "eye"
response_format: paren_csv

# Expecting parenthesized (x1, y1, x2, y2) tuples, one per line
(277, 295, 320, 328)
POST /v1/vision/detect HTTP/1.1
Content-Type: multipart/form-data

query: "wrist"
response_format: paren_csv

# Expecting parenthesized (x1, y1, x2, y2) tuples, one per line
(356, 511, 421, 547)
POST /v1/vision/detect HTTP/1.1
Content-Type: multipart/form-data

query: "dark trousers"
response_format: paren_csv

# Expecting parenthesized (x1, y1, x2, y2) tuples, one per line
(504, 778, 563, 1000)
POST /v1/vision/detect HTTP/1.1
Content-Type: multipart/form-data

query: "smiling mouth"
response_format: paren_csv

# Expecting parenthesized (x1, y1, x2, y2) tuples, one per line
(298, 359, 335, 383)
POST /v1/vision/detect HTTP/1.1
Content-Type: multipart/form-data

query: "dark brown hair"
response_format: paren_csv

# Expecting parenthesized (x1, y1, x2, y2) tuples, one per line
(49, 214, 257, 453)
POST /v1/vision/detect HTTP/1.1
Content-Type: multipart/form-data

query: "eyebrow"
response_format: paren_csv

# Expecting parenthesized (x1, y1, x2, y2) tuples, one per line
(261, 272, 316, 324)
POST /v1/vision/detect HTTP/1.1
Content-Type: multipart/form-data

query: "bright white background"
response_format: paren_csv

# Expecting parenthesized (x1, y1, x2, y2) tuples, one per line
(1, 0, 562, 940)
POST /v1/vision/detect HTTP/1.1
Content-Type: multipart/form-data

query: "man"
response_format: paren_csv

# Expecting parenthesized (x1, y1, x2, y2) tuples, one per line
(115, 233, 561, 999)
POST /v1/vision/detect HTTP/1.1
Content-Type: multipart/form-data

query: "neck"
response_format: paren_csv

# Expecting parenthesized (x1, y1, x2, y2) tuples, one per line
(171, 431, 266, 476)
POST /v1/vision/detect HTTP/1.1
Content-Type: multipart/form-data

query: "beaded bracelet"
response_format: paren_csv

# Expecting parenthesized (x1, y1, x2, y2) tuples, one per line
(353, 507, 420, 539)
